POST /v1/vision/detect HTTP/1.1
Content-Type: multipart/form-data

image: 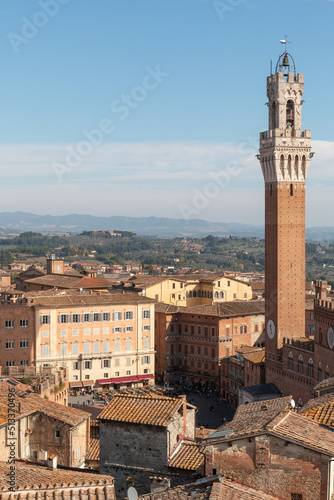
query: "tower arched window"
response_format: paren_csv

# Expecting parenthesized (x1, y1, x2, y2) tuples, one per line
(302, 155, 306, 180)
(280, 155, 285, 180)
(286, 100, 294, 129)
(288, 352, 293, 371)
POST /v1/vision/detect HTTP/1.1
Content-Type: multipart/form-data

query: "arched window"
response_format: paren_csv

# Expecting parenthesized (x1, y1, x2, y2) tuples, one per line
(280, 155, 285, 179)
(188, 291, 193, 298)
(302, 155, 306, 180)
(319, 328, 323, 344)
(287, 155, 292, 178)
(193, 291, 197, 298)
(297, 355, 303, 375)
(220, 291, 224, 299)
(286, 100, 294, 129)
(288, 352, 293, 371)
(214, 292, 219, 299)
(318, 362, 323, 382)
(294, 155, 299, 180)
(308, 358, 313, 379)
(198, 290, 202, 298)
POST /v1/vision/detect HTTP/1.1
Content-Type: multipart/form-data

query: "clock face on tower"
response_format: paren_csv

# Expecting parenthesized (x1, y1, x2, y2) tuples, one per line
(267, 319, 276, 339)
(327, 327, 334, 349)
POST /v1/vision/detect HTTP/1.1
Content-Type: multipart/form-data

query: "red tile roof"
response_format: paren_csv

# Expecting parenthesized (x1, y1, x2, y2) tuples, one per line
(86, 437, 100, 462)
(0, 460, 113, 491)
(167, 439, 204, 471)
(98, 394, 190, 427)
(0, 380, 89, 428)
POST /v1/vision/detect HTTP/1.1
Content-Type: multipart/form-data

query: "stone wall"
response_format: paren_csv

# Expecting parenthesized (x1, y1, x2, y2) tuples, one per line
(206, 435, 329, 500)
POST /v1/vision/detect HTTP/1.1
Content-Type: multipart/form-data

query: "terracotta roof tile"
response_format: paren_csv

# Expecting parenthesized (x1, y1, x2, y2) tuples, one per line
(210, 480, 283, 500)
(0, 380, 89, 428)
(210, 396, 292, 440)
(267, 411, 334, 455)
(29, 291, 154, 308)
(156, 300, 264, 317)
(167, 439, 204, 471)
(86, 437, 100, 461)
(98, 394, 186, 427)
(0, 460, 113, 491)
(239, 349, 265, 364)
(301, 399, 334, 428)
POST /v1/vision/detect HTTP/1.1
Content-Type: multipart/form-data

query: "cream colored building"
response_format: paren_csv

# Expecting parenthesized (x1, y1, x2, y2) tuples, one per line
(119, 274, 252, 307)
(33, 292, 155, 387)
(0, 290, 155, 389)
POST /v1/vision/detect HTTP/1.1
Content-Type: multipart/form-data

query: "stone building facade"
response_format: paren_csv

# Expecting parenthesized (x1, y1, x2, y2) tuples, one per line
(0, 379, 90, 467)
(155, 301, 264, 390)
(99, 393, 197, 496)
(204, 398, 334, 500)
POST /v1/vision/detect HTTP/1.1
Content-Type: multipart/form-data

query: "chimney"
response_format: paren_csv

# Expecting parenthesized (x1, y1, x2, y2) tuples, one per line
(178, 395, 187, 437)
(47, 455, 57, 469)
(150, 477, 171, 494)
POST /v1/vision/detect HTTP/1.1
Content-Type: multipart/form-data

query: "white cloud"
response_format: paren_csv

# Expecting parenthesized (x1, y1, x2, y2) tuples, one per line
(0, 139, 332, 226)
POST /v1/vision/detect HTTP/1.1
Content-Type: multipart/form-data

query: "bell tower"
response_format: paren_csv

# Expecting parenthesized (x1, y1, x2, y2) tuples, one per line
(258, 50, 313, 375)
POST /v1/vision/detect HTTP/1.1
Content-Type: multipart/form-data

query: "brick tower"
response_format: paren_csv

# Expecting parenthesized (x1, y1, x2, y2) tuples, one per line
(258, 50, 312, 378)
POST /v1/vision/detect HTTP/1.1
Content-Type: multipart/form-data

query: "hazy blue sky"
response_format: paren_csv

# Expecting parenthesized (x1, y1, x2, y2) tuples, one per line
(0, 0, 333, 226)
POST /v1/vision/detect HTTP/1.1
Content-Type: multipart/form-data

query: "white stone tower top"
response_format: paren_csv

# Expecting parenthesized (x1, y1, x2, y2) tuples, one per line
(258, 51, 313, 183)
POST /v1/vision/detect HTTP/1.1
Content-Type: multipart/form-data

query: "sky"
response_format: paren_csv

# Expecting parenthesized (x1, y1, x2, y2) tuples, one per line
(0, 0, 333, 227)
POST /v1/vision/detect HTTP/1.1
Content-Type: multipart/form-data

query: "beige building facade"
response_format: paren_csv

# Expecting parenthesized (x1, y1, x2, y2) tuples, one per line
(119, 274, 252, 307)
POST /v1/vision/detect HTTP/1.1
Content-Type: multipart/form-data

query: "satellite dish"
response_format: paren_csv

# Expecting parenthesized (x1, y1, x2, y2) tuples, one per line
(290, 398, 295, 409)
(127, 487, 138, 500)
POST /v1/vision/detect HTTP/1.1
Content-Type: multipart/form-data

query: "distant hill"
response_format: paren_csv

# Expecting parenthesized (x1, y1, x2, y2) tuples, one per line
(0, 212, 332, 240)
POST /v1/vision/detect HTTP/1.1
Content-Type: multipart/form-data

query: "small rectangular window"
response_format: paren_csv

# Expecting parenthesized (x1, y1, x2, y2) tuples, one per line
(41, 315, 50, 324)
(83, 313, 90, 322)
(72, 344, 79, 355)
(6, 341, 14, 349)
(20, 340, 29, 348)
(125, 311, 133, 320)
(5, 320, 14, 329)
(71, 314, 80, 323)
(84, 328, 90, 335)
(142, 325, 150, 331)
(113, 312, 122, 321)
(103, 326, 109, 334)
(72, 329, 79, 336)
(6, 360, 14, 367)
(20, 319, 28, 328)
(125, 340, 132, 351)
(113, 327, 122, 333)
(55, 430, 60, 438)
(102, 312, 110, 321)
(59, 314, 69, 324)
(142, 310, 150, 319)
(42, 345, 49, 356)
(125, 326, 133, 332)
(42, 330, 49, 337)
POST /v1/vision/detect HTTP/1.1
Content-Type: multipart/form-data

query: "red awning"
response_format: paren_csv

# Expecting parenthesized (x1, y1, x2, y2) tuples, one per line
(97, 379, 113, 385)
(98, 373, 154, 385)
(97, 374, 154, 386)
